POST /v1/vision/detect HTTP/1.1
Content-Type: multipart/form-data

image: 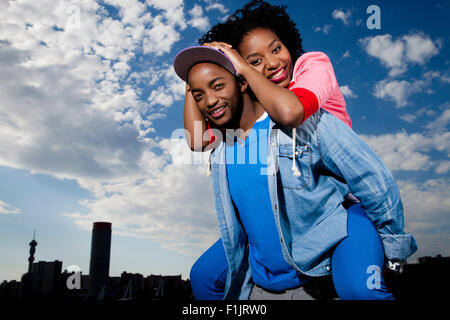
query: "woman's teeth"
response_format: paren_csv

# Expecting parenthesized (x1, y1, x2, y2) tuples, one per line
(270, 68, 284, 79)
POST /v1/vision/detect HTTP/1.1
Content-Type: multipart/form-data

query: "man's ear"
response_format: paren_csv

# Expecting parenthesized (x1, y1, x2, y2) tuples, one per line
(238, 75, 248, 93)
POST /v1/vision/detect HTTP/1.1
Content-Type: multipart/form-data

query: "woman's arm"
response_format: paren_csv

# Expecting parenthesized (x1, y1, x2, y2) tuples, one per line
(204, 42, 305, 128)
(183, 84, 210, 152)
(239, 64, 305, 128)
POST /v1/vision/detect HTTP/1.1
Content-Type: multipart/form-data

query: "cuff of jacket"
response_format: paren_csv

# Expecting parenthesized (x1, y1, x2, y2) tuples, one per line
(380, 233, 418, 260)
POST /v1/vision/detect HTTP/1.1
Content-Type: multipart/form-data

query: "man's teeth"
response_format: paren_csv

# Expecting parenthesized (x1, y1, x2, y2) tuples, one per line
(270, 68, 284, 79)
(211, 106, 225, 114)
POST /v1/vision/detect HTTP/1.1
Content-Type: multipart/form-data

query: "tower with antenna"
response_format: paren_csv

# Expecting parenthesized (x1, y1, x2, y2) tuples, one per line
(20, 231, 38, 298)
(28, 231, 37, 273)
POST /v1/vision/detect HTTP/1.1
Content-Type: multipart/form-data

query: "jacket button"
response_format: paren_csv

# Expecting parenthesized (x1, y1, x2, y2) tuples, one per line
(326, 266, 331, 271)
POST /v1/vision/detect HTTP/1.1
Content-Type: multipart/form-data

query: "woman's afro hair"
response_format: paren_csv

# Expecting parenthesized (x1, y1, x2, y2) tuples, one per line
(199, 0, 305, 62)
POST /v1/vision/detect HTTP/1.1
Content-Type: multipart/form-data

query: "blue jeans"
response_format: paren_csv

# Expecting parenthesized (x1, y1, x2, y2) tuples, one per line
(190, 204, 394, 300)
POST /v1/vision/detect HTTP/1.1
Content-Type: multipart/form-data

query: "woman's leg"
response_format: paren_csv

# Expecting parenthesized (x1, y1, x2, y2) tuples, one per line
(331, 204, 394, 300)
(190, 238, 229, 300)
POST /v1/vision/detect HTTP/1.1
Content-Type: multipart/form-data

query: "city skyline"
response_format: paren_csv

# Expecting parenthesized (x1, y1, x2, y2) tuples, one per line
(2, 222, 190, 283)
(2, 222, 447, 284)
(1, 225, 446, 301)
(1, 221, 192, 301)
(1, 0, 449, 282)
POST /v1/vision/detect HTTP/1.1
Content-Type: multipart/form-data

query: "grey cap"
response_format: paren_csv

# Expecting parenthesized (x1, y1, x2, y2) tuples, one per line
(173, 46, 237, 82)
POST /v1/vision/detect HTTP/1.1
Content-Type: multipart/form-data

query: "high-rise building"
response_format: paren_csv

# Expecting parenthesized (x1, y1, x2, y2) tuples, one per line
(88, 222, 112, 297)
(19, 260, 63, 298)
(30, 260, 62, 296)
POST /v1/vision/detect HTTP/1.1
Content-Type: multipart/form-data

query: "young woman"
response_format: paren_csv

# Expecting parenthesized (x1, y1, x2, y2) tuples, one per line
(173, 46, 417, 300)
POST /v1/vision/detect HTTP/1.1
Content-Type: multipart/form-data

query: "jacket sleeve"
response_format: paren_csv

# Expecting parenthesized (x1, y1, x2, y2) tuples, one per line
(289, 52, 337, 121)
(316, 112, 418, 260)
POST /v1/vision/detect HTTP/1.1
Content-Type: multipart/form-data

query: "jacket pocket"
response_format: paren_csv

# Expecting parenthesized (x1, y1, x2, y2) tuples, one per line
(277, 144, 311, 190)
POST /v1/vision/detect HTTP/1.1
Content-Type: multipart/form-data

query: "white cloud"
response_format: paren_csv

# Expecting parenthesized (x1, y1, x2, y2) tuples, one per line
(435, 161, 450, 174)
(341, 50, 350, 59)
(143, 16, 180, 55)
(0, 201, 20, 215)
(399, 179, 450, 232)
(146, 0, 186, 29)
(205, 2, 228, 14)
(313, 24, 333, 35)
(361, 131, 450, 173)
(399, 113, 417, 124)
(374, 69, 449, 107)
(340, 85, 357, 98)
(361, 122, 450, 259)
(148, 64, 185, 109)
(403, 33, 441, 65)
(0, 0, 190, 179)
(105, 0, 151, 26)
(148, 88, 175, 107)
(141, 0, 192, 57)
(360, 32, 441, 77)
(398, 107, 436, 124)
(360, 34, 405, 77)
(397, 179, 450, 258)
(423, 70, 450, 84)
(426, 107, 450, 132)
(188, 4, 210, 32)
(64, 139, 219, 256)
(0, 0, 222, 259)
(332, 8, 351, 25)
(146, 0, 183, 11)
(374, 78, 430, 107)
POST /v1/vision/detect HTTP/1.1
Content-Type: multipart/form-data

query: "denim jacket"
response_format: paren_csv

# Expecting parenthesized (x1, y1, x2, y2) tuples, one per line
(210, 110, 417, 300)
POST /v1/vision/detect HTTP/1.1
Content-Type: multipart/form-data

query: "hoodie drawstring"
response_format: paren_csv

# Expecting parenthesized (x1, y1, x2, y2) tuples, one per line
(206, 153, 212, 176)
(291, 128, 301, 177)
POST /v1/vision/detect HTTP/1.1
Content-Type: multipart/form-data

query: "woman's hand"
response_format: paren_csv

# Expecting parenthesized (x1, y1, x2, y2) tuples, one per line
(202, 41, 250, 75)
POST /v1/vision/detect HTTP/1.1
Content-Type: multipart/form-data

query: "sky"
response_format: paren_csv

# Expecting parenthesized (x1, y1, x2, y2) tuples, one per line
(0, 0, 449, 282)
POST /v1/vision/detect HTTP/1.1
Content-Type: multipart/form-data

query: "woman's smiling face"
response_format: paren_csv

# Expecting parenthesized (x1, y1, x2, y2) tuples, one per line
(238, 28, 293, 88)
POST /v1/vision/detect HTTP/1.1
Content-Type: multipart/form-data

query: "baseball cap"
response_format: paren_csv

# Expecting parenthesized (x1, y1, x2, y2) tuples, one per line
(173, 46, 237, 82)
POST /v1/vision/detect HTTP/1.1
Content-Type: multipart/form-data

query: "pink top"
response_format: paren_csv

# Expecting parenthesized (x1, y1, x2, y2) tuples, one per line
(288, 51, 352, 127)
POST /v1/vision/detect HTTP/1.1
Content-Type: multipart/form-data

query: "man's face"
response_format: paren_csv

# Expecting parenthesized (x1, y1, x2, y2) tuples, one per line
(188, 62, 242, 127)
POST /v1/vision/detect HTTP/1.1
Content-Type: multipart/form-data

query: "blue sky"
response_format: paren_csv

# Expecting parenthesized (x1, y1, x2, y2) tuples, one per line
(0, 0, 449, 282)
